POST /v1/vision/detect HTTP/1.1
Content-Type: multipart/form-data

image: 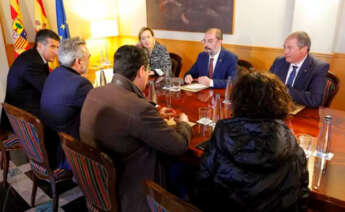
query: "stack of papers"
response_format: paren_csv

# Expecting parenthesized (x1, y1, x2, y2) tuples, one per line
(180, 83, 208, 92)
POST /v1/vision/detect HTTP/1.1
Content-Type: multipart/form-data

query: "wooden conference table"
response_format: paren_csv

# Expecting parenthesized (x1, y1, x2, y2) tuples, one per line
(153, 85, 345, 212)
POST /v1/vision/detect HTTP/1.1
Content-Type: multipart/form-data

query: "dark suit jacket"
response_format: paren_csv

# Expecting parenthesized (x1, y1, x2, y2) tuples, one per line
(270, 55, 329, 107)
(185, 47, 237, 88)
(40, 66, 93, 139)
(5, 48, 49, 116)
(80, 73, 192, 212)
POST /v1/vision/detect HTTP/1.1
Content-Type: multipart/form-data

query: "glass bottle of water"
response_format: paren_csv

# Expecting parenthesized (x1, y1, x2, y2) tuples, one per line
(223, 76, 232, 104)
(312, 115, 332, 190)
(99, 70, 107, 86)
(147, 80, 157, 104)
(212, 94, 223, 123)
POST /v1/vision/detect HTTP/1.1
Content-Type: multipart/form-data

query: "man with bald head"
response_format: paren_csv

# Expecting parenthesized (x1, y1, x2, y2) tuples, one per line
(270, 31, 329, 107)
(184, 28, 237, 88)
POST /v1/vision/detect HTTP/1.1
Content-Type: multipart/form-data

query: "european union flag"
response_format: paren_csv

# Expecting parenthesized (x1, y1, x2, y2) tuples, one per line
(56, 0, 70, 40)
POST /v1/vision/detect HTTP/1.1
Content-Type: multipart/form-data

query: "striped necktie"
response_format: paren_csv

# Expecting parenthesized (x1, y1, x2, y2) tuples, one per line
(208, 58, 214, 78)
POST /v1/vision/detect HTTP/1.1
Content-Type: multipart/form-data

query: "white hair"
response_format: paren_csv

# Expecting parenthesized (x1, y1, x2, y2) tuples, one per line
(58, 37, 86, 67)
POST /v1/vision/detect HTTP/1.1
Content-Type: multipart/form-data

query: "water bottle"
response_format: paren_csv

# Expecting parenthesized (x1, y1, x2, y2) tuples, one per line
(147, 80, 157, 104)
(212, 94, 223, 123)
(223, 76, 232, 104)
(312, 115, 332, 190)
(99, 69, 107, 86)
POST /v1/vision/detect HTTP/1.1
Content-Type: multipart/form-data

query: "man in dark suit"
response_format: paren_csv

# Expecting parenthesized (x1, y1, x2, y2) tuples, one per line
(80, 45, 192, 212)
(184, 28, 237, 88)
(5, 29, 60, 117)
(270, 31, 329, 108)
(40, 37, 93, 140)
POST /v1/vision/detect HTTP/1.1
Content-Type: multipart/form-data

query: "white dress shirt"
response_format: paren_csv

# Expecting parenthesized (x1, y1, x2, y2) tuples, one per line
(285, 55, 307, 87)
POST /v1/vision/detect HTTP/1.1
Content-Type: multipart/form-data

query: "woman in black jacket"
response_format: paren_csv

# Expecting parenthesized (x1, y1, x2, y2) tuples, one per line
(194, 72, 309, 212)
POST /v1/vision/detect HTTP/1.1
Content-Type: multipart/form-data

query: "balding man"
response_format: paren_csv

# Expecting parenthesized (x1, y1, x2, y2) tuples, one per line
(270, 31, 329, 108)
(184, 28, 237, 88)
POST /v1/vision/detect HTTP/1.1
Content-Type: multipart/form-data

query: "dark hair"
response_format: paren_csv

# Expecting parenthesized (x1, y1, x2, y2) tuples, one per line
(113, 45, 149, 81)
(287, 31, 311, 52)
(138, 27, 154, 40)
(231, 71, 292, 120)
(34, 29, 60, 48)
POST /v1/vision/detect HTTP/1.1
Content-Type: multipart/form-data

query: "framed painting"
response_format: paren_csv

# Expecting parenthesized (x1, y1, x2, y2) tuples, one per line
(146, 0, 235, 34)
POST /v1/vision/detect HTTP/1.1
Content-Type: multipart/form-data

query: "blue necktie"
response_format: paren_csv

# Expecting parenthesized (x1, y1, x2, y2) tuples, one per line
(286, 65, 298, 87)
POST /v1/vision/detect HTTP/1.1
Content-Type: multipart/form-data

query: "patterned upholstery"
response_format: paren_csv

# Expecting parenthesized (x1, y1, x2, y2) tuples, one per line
(64, 146, 112, 211)
(2, 134, 21, 149)
(147, 196, 169, 212)
(322, 72, 339, 107)
(29, 161, 68, 178)
(6, 114, 44, 162)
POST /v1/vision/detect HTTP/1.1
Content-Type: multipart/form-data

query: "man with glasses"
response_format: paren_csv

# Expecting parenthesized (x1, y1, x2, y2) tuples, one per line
(40, 37, 93, 140)
(184, 28, 237, 88)
(40, 37, 93, 169)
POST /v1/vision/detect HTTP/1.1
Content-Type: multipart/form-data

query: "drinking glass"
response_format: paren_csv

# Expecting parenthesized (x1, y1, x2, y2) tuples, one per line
(170, 78, 181, 92)
(297, 134, 313, 158)
(198, 107, 213, 136)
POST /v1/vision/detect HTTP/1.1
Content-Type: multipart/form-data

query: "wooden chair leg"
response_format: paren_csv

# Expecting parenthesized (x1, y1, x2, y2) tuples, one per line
(3, 151, 9, 186)
(31, 175, 38, 207)
(50, 179, 58, 212)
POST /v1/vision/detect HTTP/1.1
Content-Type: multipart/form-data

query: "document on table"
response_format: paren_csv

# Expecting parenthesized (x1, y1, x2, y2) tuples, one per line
(289, 104, 305, 115)
(180, 83, 208, 92)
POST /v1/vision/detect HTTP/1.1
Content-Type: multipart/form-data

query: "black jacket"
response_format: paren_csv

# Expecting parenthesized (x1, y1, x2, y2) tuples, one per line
(194, 118, 309, 212)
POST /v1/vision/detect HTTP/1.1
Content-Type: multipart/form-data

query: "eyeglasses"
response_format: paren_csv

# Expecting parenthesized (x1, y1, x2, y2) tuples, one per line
(201, 39, 218, 44)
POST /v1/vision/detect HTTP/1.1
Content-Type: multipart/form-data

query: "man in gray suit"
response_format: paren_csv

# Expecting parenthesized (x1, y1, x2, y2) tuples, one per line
(80, 45, 192, 212)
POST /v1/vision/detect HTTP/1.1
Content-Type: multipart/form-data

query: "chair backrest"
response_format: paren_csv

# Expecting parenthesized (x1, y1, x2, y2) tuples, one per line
(169, 53, 182, 77)
(144, 180, 202, 212)
(237, 59, 254, 74)
(59, 132, 118, 212)
(2, 103, 52, 178)
(322, 71, 339, 107)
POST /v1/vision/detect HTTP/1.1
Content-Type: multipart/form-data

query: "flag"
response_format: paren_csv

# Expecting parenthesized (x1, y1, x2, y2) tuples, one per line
(34, 0, 50, 31)
(56, 0, 70, 40)
(10, 0, 29, 57)
(34, 0, 58, 71)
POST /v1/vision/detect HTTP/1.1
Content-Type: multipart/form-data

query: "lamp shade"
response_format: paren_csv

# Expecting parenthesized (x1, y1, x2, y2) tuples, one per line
(91, 19, 119, 38)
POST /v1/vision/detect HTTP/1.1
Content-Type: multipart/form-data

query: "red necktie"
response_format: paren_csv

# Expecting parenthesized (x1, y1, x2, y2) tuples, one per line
(208, 58, 214, 78)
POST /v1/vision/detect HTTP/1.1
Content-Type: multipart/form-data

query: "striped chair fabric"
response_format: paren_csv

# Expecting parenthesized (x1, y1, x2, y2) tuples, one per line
(6, 114, 44, 162)
(64, 146, 112, 211)
(2, 134, 21, 149)
(29, 161, 67, 178)
(147, 196, 169, 212)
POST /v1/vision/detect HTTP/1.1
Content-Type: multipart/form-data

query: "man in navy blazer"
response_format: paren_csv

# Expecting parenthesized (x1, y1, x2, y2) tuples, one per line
(40, 37, 93, 140)
(270, 31, 329, 108)
(184, 28, 237, 88)
(4, 29, 60, 117)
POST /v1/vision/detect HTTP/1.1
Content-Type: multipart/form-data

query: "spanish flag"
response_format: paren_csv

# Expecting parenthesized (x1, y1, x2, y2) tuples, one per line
(34, 0, 50, 31)
(34, 0, 58, 71)
(10, 0, 29, 58)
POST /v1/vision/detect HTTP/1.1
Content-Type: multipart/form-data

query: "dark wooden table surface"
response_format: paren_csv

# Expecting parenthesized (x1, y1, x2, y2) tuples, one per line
(154, 86, 345, 212)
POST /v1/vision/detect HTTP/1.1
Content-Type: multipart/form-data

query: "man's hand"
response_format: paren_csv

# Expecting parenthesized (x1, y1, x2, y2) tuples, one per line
(178, 113, 189, 123)
(184, 74, 193, 84)
(198, 76, 211, 87)
(159, 107, 177, 119)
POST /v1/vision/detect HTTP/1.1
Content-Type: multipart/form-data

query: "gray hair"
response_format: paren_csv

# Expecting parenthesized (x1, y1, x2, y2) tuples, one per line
(287, 31, 311, 52)
(58, 37, 86, 67)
